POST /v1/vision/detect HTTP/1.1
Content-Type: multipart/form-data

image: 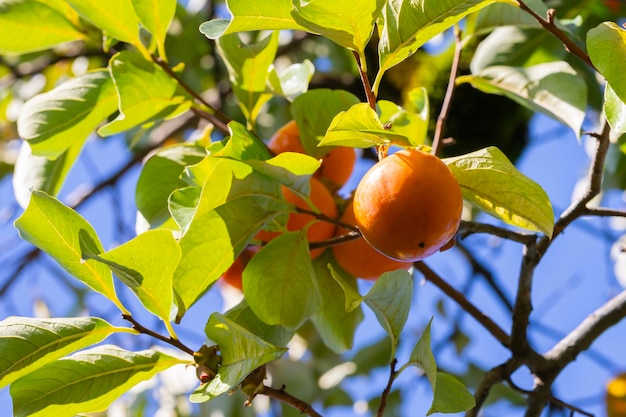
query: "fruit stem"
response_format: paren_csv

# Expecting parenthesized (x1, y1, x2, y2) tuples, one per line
(432, 25, 462, 157)
(352, 50, 377, 110)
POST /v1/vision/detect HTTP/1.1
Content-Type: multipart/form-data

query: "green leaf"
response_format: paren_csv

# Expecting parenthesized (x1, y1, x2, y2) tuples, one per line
(17, 70, 118, 158)
(310, 253, 364, 353)
(444, 146, 554, 236)
(291, 0, 385, 57)
(199, 0, 306, 39)
(244, 231, 321, 329)
(136, 143, 207, 229)
(191, 313, 287, 402)
(0, 317, 129, 390)
(364, 269, 413, 359)
(474, 0, 543, 34)
(10, 345, 185, 417)
(0, 0, 85, 54)
(457, 62, 587, 137)
(225, 301, 295, 347)
(132, 0, 176, 58)
(320, 103, 413, 148)
(14, 191, 125, 312)
(291, 89, 361, 157)
(12, 141, 82, 209)
(406, 319, 436, 389)
(246, 152, 321, 196)
(378, 98, 429, 147)
(168, 186, 201, 234)
(328, 263, 364, 313)
(605, 83, 626, 134)
(428, 372, 476, 415)
(84, 230, 180, 328)
(65, 0, 143, 50)
(216, 32, 278, 125)
(267, 60, 315, 102)
(173, 158, 288, 318)
(588, 22, 626, 104)
(99, 51, 191, 136)
(374, 0, 514, 92)
(216, 121, 272, 161)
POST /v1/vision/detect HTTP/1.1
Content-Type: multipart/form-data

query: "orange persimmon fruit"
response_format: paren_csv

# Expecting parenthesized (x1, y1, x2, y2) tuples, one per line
(332, 201, 412, 280)
(221, 246, 261, 291)
(353, 148, 463, 262)
(268, 120, 357, 192)
(256, 176, 338, 258)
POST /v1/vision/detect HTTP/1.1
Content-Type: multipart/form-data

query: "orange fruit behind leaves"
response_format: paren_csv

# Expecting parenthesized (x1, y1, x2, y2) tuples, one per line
(221, 246, 260, 291)
(607, 373, 626, 417)
(268, 120, 357, 192)
(332, 202, 412, 280)
(353, 149, 462, 262)
(256, 176, 338, 258)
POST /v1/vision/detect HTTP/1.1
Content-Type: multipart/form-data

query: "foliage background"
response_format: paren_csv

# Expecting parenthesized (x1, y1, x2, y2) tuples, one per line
(2, 0, 626, 416)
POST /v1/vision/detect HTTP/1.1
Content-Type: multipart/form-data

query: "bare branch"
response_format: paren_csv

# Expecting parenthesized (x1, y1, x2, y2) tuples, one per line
(261, 385, 323, 417)
(432, 25, 462, 157)
(459, 220, 537, 245)
(415, 262, 511, 348)
(377, 359, 398, 417)
(122, 314, 195, 356)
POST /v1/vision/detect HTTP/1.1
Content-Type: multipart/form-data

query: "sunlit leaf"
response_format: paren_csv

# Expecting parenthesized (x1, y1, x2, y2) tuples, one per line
(245, 152, 320, 196)
(216, 121, 272, 161)
(173, 158, 288, 318)
(311, 252, 364, 353)
(0, 317, 130, 390)
(84, 230, 180, 328)
(136, 143, 207, 229)
(190, 313, 287, 402)
(457, 62, 586, 137)
(244, 231, 321, 329)
(17, 70, 118, 158)
(319, 103, 412, 148)
(14, 191, 124, 311)
(12, 142, 82, 209)
(267, 60, 315, 102)
(99, 51, 191, 136)
(474, 0, 543, 34)
(216, 32, 278, 124)
(444, 146, 554, 236)
(374, 0, 515, 93)
(605, 83, 626, 134)
(328, 263, 364, 313)
(0, 0, 85, 54)
(291, 0, 385, 57)
(292, 89, 361, 158)
(378, 98, 428, 147)
(10, 345, 185, 417)
(588, 22, 626, 104)
(65, 0, 143, 49)
(199, 0, 306, 39)
(132, 0, 176, 58)
(364, 269, 413, 359)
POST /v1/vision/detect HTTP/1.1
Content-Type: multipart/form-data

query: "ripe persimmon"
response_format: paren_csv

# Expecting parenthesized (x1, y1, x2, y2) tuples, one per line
(607, 373, 626, 417)
(332, 201, 412, 280)
(221, 246, 260, 291)
(268, 120, 357, 192)
(256, 176, 338, 258)
(353, 149, 463, 262)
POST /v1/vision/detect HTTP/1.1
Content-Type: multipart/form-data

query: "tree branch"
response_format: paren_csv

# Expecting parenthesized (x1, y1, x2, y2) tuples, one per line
(516, 1, 595, 69)
(122, 314, 195, 356)
(432, 25, 462, 157)
(352, 51, 377, 110)
(459, 220, 537, 245)
(261, 385, 323, 417)
(510, 240, 538, 357)
(377, 359, 398, 417)
(415, 262, 511, 348)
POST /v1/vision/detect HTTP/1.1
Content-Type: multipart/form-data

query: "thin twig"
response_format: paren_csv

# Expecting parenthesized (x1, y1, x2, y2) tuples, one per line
(377, 359, 398, 417)
(352, 51, 377, 110)
(460, 220, 537, 245)
(510, 239, 538, 357)
(261, 385, 323, 417)
(516, 1, 595, 69)
(122, 314, 195, 356)
(415, 262, 511, 348)
(432, 25, 462, 157)
(309, 231, 361, 250)
(583, 207, 626, 218)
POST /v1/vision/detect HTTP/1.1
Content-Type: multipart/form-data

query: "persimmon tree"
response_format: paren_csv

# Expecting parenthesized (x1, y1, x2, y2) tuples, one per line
(1, 1, 626, 416)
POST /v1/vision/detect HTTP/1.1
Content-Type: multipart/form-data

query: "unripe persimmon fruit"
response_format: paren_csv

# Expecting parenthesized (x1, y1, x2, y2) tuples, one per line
(268, 120, 357, 192)
(332, 202, 412, 280)
(256, 176, 338, 258)
(353, 149, 463, 262)
(221, 246, 260, 290)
